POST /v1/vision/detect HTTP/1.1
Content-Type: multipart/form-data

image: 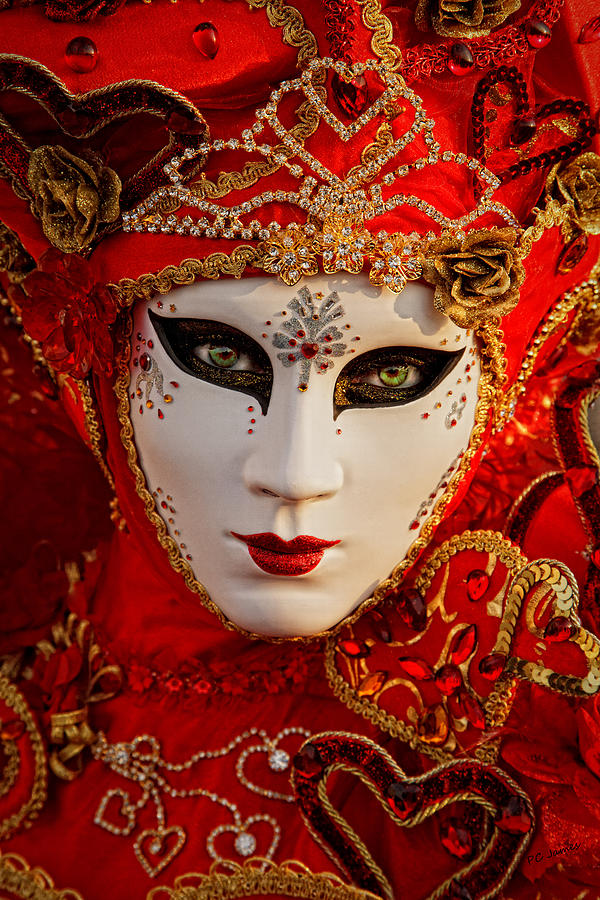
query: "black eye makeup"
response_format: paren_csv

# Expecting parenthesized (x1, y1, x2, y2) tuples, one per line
(333, 346, 465, 419)
(148, 312, 273, 414)
(149, 312, 465, 420)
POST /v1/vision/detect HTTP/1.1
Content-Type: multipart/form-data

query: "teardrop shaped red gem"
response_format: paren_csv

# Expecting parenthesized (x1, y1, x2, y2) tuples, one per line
(449, 624, 478, 665)
(193, 23, 220, 59)
(397, 657, 434, 681)
(440, 819, 473, 859)
(386, 781, 423, 820)
(331, 73, 369, 118)
(418, 704, 449, 745)
(394, 587, 427, 631)
(526, 18, 552, 48)
(544, 616, 575, 642)
(495, 796, 532, 834)
(357, 671, 387, 697)
(293, 743, 323, 778)
(578, 15, 600, 44)
(338, 639, 371, 658)
(435, 663, 463, 696)
(166, 103, 206, 135)
(466, 569, 489, 601)
(511, 117, 537, 146)
(478, 652, 506, 680)
(447, 42, 474, 76)
(457, 691, 486, 729)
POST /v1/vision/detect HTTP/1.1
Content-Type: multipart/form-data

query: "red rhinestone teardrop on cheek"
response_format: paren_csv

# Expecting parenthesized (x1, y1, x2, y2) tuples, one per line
(301, 342, 319, 359)
(193, 23, 220, 59)
(65, 37, 98, 73)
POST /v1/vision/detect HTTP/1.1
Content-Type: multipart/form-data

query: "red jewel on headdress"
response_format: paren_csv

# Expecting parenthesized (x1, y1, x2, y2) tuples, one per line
(293, 743, 323, 778)
(578, 15, 600, 44)
(192, 23, 219, 59)
(526, 19, 552, 49)
(448, 43, 474, 76)
(65, 36, 98, 73)
(449, 624, 477, 665)
(511, 117, 537, 146)
(331, 73, 369, 118)
(386, 781, 423, 820)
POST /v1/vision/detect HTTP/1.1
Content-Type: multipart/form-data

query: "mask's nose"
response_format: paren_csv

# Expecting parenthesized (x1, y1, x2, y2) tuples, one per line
(242, 378, 344, 503)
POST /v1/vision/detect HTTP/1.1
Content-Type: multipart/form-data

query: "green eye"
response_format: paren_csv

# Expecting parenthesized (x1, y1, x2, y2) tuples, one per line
(208, 345, 239, 368)
(379, 365, 408, 387)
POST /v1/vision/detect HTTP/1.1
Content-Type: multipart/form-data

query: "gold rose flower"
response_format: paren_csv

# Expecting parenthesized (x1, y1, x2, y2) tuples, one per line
(422, 228, 525, 328)
(548, 152, 600, 236)
(415, 0, 521, 38)
(28, 145, 121, 253)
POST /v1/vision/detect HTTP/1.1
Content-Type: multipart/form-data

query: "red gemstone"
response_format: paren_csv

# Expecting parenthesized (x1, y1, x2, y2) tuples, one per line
(435, 664, 463, 696)
(386, 781, 423, 820)
(0, 718, 25, 741)
(338, 639, 371, 658)
(357, 671, 387, 697)
(166, 103, 205, 135)
(448, 43, 474, 76)
(192, 23, 219, 59)
(331, 73, 369, 118)
(418, 704, 449, 745)
(557, 232, 588, 274)
(495, 795, 533, 834)
(579, 15, 600, 44)
(158, 410, 164, 420)
(511, 117, 537, 146)
(466, 570, 489, 602)
(527, 18, 551, 48)
(565, 465, 598, 497)
(139, 352, 152, 372)
(544, 616, 575, 642)
(478, 653, 506, 680)
(301, 342, 319, 359)
(449, 624, 478, 665)
(293, 743, 323, 778)
(65, 36, 97, 73)
(457, 690, 486, 729)
(398, 657, 434, 680)
(591, 547, 600, 569)
(440, 819, 473, 859)
(394, 587, 427, 631)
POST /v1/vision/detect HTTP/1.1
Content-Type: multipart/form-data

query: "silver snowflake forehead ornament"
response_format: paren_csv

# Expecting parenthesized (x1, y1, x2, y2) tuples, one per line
(271, 287, 350, 390)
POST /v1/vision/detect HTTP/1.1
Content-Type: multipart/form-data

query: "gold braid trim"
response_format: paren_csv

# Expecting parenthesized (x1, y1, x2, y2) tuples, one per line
(0, 853, 83, 900)
(326, 530, 527, 763)
(356, 0, 402, 71)
(519, 198, 573, 258)
(110, 248, 263, 307)
(77, 380, 115, 491)
(0, 676, 47, 840)
(147, 860, 379, 899)
(191, 0, 322, 202)
(0, 740, 19, 800)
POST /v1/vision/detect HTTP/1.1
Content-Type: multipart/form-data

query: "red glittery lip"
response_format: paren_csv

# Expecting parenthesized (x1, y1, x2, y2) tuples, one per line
(230, 532, 340, 577)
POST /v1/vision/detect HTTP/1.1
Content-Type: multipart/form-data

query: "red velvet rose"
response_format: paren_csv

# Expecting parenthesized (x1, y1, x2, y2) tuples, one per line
(10, 249, 117, 379)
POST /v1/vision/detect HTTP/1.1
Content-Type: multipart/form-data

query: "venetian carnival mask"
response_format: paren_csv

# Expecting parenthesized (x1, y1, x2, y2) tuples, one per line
(1, 0, 599, 646)
(129, 275, 480, 635)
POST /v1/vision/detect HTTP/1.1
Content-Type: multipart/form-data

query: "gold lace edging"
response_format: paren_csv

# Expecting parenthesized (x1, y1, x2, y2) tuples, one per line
(0, 852, 82, 900)
(147, 859, 380, 900)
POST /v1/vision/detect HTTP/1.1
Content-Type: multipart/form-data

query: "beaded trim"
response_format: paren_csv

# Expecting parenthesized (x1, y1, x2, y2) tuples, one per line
(0, 852, 83, 900)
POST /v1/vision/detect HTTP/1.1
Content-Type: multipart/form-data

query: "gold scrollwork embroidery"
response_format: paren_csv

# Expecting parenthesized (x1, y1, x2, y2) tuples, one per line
(0, 852, 83, 900)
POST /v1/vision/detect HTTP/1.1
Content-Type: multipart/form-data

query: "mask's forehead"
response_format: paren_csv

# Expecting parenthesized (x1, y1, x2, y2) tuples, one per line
(155, 274, 466, 351)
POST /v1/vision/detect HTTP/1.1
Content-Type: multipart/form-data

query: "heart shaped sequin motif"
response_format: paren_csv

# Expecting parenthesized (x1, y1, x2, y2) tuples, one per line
(134, 826, 186, 879)
(236, 727, 310, 803)
(94, 788, 136, 836)
(292, 732, 533, 900)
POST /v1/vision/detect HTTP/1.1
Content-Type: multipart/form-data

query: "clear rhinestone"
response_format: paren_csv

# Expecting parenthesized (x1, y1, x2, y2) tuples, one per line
(268, 748, 290, 771)
(234, 831, 256, 856)
(150, 838, 162, 854)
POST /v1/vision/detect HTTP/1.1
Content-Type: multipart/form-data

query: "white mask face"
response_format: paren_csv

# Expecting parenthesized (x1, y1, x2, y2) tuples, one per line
(128, 274, 481, 637)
